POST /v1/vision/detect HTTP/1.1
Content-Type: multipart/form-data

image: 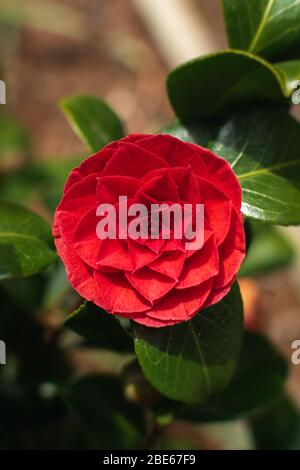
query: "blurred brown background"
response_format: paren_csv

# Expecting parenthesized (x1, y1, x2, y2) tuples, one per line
(4, 0, 227, 157)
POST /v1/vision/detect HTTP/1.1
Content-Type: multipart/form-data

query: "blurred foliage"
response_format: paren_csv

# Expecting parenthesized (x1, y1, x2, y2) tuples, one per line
(250, 394, 300, 450)
(240, 221, 295, 277)
(0, 0, 88, 42)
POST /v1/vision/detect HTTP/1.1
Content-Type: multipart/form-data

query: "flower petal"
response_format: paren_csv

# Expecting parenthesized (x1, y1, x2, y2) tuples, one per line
(102, 142, 169, 178)
(126, 268, 176, 303)
(149, 250, 186, 281)
(135, 173, 179, 205)
(190, 142, 242, 211)
(127, 239, 159, 271)
(177, 234, 219, 289)
(144, 278, 213, 323)
(214, 209, 246, 289)
(55, 174, 98, 246)
(55, 236, 99, 304)
(96, 175, 141, 204)
(197, 177, 232, 245)
(71, 205, 100, 269)
(97, 238, 133, 271)
(64, 144, 117, 193)
(94, 270, 150, 313)
(135, 134, 206, 174)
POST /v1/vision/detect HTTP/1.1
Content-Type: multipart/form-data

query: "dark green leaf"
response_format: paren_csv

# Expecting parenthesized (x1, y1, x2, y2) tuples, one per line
(0, 200, 56, 280)
(250, 393, 300, 450)
(161, 110, 300, 226)
(167, 50, 287, 121)
(222, 0, 300, 61)
(239, 222, 295, 277)
(211, 107, 300, 225)
(133, 284, 243, 405)
(160, 120, 221, 147)
(180, 332, 287, 421)
(61, 375, 145, 450)
(60, 95, 124, 152)
(65, 302, 133, 352)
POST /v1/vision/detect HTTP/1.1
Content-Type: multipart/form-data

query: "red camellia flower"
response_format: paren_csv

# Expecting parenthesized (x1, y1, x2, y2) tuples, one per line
(53, 134, 245, 327)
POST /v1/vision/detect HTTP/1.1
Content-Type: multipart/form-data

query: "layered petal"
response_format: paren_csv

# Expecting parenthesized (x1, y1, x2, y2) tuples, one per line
(54, 133, 246, 329)
(126, 268, 176, 303)
(176, 234, 219, 289)
(140, 278, 213, 325)
(102, 142, 169, 178)
(213, 209, 246, 289)
(94, 270, 150, 313)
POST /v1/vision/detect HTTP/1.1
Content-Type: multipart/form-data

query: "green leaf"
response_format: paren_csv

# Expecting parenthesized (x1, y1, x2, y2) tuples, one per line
(167, 50, 288, 121)
(61, 375, 145, 450)
(65, 302, 133, 352)
(165, 110, 300, 226)
(211, 107, 300, 225)
(222, 0, 300, 61)
(275, 59, 300, 94)
(160, 120, 221, 147)
(60, 95, 124, 152)
(179, 332, 287, 422)
(239, 222, 295, 277)
(133, 283, 243, 405)
(250, 393, 300, 450)
(0, 200, 56, 280)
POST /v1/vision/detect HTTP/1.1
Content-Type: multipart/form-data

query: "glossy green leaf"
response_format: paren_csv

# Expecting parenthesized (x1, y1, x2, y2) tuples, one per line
(239, 222, 295, 277)
(180, 332, 287, 422)
(61, 375, 145, 450)
(0, 200, 56, 280)
(222, 0, 300, 61)
(211, 107, 300, 225)
(165, 110, 300, 226)
(60, 95, 124, 152)
(167, 50, 287, 121)
(160, 120, 221, 147)
(133, 283, 243, 405)
(65, 302, 133, 352)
